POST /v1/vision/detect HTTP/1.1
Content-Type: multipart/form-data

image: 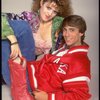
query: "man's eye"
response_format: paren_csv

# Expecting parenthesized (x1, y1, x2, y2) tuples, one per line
(70, 29, 74, 31)
(63, 28, 67, 32)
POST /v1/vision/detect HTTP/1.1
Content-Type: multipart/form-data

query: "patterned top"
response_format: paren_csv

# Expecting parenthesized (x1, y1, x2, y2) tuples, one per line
(2, 14, 14, 39)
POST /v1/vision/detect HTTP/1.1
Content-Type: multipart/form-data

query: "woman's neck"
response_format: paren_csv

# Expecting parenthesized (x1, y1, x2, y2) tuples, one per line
(40, 20, 52, 27)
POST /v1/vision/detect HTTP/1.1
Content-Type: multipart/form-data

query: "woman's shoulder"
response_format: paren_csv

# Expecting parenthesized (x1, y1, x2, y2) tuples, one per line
(52, 16, 64, 31)
(21, 11, 39, 21)
(53, 16, 64, 23)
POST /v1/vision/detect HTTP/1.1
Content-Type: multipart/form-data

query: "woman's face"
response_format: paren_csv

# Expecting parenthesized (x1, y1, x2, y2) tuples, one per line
(63, 25, 83, 48)
(40, 1, 59, 22)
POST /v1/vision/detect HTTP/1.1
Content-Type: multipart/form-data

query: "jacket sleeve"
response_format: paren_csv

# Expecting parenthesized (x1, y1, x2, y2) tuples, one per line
(2, 15, 14, 39)
(48, 81, 91, 100)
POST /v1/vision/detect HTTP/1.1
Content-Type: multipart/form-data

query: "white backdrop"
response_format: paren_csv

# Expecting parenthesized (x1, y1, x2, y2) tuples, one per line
(2, 0, 99, 100)
(71, 0, 99, 100)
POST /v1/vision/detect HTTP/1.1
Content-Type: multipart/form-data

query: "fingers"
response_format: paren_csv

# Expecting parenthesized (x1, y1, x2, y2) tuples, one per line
(12, 57, 26, 68)
(10, 45, 22, 59)
(33, 89, 43, 96)
(35, 89, 41, 92)
(10, 50, 19, 59)
(32, 89, 40, 96)
(33, 89, 48, 100)
(13, 57, 21, 64)
(19, 51, 22, 57)
(21, 57, 26, 67)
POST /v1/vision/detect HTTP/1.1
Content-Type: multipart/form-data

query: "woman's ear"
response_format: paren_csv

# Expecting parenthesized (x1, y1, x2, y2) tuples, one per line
(40, 0, 43, 7)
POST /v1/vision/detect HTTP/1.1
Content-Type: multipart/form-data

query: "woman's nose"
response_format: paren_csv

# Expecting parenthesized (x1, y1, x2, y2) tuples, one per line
(48, 10, 53, 16)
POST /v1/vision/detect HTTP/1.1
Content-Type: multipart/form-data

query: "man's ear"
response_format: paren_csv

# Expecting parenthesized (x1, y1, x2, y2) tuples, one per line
(40, 0, 43, 7)
(80, 33, 84, 37)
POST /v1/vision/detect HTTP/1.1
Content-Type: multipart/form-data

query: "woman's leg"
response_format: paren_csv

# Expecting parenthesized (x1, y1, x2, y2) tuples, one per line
(9, 57, 34, 100)
(8, 20, 36, 91)
(2, 20, 35, 90)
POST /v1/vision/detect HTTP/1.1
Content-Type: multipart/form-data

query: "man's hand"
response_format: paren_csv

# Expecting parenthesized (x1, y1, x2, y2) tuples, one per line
(33, 89, 48, 100)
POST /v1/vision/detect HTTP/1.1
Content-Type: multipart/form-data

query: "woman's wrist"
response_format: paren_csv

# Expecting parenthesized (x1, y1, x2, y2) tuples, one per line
(7, 35, 18, 45)
(11, 41, 18, 45)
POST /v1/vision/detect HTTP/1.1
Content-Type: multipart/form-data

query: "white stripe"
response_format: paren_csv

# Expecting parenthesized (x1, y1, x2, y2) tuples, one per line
(56, 50, 68, 56)
(51, 94, 55, 100)
(68, 49, 88, 54)
(52, 45, 65, 55)
(63, 76, 90, 83)
(31, 65, 37, 88)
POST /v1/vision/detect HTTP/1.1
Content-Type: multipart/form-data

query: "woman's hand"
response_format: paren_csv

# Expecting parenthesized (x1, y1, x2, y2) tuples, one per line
(33, 89, 48, 100)
(10, 43, 22, 59)
(7, 35, 22, 59)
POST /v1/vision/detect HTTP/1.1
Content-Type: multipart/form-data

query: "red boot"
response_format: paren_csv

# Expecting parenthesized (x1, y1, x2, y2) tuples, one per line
(8, 57, 34, 100)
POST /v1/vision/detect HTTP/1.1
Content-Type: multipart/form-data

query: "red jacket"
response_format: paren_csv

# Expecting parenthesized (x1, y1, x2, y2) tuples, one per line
(27, 44, 91, 100)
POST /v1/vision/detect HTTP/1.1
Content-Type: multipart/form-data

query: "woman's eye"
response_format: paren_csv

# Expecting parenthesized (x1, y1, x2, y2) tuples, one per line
(53, 11, 58, 14)
(47, 7, 51, 10)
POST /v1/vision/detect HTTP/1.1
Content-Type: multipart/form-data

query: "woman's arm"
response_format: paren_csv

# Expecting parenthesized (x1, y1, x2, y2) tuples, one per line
(2, 15, 22, 59)
(2, 15, 14, 39)
(7, 35, 22, 59)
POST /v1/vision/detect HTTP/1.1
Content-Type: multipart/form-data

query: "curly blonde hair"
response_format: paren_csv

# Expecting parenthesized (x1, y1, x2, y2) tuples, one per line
(31, 0, 73, 17)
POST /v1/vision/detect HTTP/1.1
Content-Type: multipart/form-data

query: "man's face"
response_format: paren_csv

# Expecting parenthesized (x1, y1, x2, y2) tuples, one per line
(63, 26, 83, 48)
(40, 1, 59, 22)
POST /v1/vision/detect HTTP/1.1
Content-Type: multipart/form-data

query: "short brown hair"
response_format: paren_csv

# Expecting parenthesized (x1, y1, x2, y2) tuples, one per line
(31, 0, 73, 17)
(61, 15, 87, 43)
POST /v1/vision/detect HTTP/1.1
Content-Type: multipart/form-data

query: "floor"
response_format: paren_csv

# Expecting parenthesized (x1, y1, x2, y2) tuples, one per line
(2, 85, 12, 100)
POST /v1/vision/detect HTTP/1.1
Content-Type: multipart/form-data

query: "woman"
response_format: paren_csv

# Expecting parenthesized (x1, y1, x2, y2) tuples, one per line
(28, 0, 73, 60)
(9, 15, 91, 100)
(6, 0, 73, 60)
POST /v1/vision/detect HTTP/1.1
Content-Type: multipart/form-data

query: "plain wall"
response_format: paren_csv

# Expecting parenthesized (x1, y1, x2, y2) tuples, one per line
(2, 0, 33, 13)
(2, 0, 99, 100)
(71, 0, 99, 100)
